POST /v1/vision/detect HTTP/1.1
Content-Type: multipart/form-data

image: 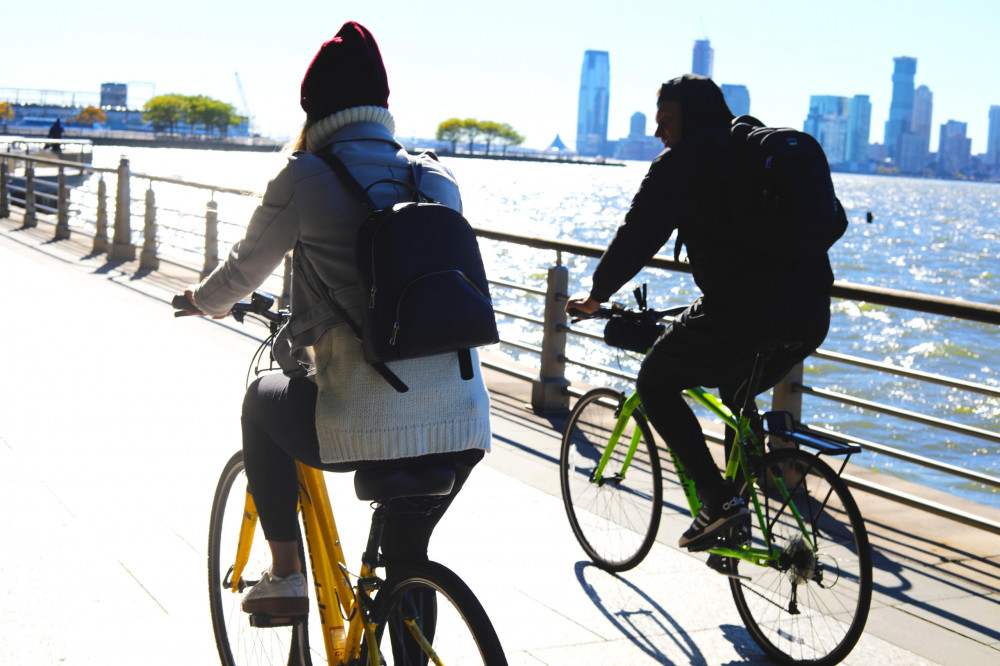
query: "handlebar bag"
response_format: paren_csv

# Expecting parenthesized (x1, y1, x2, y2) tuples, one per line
(603, 311, 666, 354)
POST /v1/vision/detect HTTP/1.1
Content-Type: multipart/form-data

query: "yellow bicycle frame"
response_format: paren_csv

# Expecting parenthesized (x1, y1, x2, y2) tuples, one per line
(228, 462, 385, 665)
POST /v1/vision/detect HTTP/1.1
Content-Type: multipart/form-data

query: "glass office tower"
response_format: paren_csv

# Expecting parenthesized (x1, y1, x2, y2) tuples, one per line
(987, 105, 1000, 166)
(721, 84, 750, 117)
(692, 39, 714, 78)
(845, 94, 872, 168)
(883, 56, 917, 159)
(576, 50, 610, 156)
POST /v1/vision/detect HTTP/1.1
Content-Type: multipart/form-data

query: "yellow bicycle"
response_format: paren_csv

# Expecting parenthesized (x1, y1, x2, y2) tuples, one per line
(185, 293, 506, 666)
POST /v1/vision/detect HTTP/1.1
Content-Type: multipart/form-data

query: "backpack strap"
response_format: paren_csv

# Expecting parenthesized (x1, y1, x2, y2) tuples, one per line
(315, 149, 378, 210)
(294, 240, 409, 393)
(317, 148, 437, 205)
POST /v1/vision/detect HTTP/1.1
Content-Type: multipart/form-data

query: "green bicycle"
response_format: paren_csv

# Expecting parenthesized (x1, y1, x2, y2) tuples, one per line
(559, 301, 872, 665)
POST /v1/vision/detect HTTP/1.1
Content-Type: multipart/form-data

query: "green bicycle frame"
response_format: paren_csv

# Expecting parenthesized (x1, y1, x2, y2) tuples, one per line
(595, 385, 814, 567)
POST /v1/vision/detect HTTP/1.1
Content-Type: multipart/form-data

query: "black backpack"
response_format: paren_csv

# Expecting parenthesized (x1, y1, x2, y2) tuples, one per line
(729, 115, 848, 257)
(302, 149, 498, 393)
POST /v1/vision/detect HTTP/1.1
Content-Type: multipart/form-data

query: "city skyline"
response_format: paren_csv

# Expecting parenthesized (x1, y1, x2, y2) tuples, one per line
(2, 1, 997, 153)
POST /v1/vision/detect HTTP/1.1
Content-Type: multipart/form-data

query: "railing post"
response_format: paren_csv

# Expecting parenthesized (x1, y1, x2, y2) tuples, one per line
(55, 166, 70, 240)
(139, 186, 159, 270)
(202, 199, 219, 278)
(110, 157, 136, 259)
(770, 361, 804, 449)
(0, 161, 9, 219)
(530, 255, 570, 413)
(93, 177, 108, 254)
(770, 361, 803, 419)
(22, 165, 37, 228)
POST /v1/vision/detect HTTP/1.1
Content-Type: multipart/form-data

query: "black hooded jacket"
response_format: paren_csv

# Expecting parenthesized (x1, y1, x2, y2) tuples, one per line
(589, 75, 833, 310)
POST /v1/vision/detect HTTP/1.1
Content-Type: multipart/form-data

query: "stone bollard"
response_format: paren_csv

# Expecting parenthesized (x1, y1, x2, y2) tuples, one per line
(139, 187, 159, 270)
(55, 166, 70, 240)
(93, 177, 108, 254)
(23, 165, 37, 228)
(530, 260, 570, 413)
(110, 157, 136, 260)
(202, 199, 219, 278)
(0, 161, 9, 219)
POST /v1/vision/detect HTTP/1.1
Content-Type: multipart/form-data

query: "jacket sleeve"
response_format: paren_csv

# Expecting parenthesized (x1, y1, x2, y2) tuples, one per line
(191, 162, 299, 316)
(589, 152, 682, 303)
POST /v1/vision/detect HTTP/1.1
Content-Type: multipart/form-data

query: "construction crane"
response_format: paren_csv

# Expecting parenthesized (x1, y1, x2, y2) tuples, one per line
(234, 72, 256, 137)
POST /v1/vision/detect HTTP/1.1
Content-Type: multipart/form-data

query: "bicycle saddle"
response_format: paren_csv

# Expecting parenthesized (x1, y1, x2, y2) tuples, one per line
(354, 465, 457, 502)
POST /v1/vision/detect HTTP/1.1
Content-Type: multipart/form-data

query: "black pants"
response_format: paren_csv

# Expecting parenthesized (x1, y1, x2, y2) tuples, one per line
(635, 294, 829, 507)
(241, 373, 483, 567)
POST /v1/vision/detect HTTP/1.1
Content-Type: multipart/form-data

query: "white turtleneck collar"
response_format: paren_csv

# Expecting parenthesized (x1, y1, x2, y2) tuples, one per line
(306, 106, 396, 152)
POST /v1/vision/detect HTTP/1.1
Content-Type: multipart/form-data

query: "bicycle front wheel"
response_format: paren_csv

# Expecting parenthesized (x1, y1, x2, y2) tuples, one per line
(560, 388, 663, 572)
(208, 451, 311, 666)
(730, 448, 872, 665)
(362, 561, 507, 665)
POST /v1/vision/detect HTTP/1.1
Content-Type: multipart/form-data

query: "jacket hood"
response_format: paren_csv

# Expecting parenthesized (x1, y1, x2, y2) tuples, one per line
(657, 74, 734, 137)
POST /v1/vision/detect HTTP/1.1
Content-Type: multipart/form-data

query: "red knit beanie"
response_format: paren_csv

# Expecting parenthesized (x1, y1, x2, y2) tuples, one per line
(300, 21, 389, 120)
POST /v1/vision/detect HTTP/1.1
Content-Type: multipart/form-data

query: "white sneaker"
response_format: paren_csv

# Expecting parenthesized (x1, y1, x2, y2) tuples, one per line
(241, 569, 308, 616)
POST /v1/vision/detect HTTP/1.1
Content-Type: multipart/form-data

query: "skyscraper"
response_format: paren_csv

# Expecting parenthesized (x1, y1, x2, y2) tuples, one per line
(721, 84, 750, 116)
(804, 95, 849, 164)
(576, 50, 610, 156)
(845, 95, 872, 169)
(692, 39, 713, 78)
(987, 105, 1000, 166)
(897, 85, 933, 173)
(938, 120, 972, 175)
(883, 56, 917, 159)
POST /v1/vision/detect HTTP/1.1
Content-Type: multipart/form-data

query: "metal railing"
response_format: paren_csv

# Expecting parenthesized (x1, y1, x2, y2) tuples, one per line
(2, 152, 998, 533)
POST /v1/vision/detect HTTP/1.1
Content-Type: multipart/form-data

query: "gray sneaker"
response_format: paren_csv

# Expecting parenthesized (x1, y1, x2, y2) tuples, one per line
(241, 570, 308, 616)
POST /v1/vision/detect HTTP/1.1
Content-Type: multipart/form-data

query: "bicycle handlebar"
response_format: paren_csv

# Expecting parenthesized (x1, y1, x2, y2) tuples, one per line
(172, 291, 286, 328)
(568, 303, 687, 323)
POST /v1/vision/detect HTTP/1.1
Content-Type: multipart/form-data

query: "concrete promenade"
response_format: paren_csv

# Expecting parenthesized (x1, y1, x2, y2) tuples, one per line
(1, 216, 999, 665)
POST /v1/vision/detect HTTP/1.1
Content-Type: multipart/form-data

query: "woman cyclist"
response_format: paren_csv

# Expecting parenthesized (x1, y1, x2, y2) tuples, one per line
(179, 21, 491, 616)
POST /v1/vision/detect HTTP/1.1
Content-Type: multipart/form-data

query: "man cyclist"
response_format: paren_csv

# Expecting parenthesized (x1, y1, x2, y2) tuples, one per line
(566, 75, 838, 551)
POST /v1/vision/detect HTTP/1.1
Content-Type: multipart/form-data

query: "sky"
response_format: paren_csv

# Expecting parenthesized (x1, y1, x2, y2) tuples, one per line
(3, 1, 998, 153)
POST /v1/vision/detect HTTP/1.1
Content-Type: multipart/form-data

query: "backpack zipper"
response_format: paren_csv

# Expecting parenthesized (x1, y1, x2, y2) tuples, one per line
(389, 270, 490, 346)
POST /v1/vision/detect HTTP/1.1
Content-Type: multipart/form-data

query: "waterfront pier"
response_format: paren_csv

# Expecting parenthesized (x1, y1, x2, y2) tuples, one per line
(2, 188, 999, 664)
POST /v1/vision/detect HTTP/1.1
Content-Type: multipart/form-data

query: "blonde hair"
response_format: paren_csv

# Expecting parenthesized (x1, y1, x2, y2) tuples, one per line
(285, 119, 316, 154)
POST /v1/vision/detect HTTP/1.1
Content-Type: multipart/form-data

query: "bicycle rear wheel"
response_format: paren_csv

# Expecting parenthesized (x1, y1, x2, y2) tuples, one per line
(361, 561, 507, 665)
(560, 388, 663, 572)
(730, 448, 872, 665)
(208, 451, 311, 666)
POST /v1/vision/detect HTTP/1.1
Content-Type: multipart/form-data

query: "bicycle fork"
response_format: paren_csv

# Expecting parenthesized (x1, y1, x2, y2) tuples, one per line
(591, 392, 645, 485)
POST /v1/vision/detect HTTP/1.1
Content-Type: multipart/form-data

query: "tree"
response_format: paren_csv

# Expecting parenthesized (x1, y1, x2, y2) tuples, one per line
(436, 118, 464, 153)
(497, 124, 525, 156)
(460, 118, 482, 154)
(479, 121, 504, 156)
(143, 94, 188, 135)
(73, 106, 107, 127)
(0, 101, 14, 123)
(185, 96, 239, 137)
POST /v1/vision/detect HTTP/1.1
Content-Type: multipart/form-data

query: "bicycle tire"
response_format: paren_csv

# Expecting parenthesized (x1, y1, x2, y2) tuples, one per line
(560, 387, 663, 572)
(361, 560, 507, 666)
(730, 447, 872, 665)
(208, 451, 312, 666)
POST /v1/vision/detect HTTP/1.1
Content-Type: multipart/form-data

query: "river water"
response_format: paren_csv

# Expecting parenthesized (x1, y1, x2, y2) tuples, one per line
(89, 146, 1000, 509)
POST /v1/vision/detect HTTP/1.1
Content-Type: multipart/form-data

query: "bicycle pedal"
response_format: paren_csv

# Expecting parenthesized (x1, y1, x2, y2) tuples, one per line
(248, 612, 306, 628)
(706, 554, 751, 581)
